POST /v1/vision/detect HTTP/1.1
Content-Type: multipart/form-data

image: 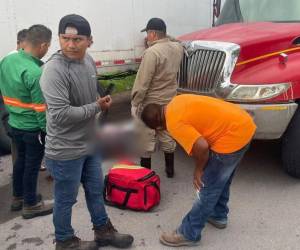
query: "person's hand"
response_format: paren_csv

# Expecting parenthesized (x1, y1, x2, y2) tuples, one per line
(38, 131, 46, 145)
(97, 95, 112, 111)
(131, 106, 138, 118)
(193, 168, 204, 191)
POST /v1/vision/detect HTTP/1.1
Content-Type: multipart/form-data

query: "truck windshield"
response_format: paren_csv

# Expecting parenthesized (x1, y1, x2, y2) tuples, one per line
(216, 0, 300, 25)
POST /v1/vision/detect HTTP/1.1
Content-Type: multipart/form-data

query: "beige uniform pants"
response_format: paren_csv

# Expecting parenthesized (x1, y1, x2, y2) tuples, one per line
(136, 119, 176, 158)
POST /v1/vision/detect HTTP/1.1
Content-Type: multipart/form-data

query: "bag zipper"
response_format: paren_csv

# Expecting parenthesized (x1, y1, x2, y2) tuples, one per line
(110, 183, 138, 193)
(137, 171, 156, 182)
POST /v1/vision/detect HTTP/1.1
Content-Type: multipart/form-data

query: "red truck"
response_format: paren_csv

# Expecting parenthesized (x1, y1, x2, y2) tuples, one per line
(177, 0, 300, 178)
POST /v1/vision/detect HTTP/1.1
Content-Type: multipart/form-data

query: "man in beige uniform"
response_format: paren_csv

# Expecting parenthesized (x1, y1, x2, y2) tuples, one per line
(131, 17, 183, 177)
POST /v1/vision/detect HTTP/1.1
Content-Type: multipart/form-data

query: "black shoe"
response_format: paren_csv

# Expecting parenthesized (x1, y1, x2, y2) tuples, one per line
(94, 219, 134, 248)
(140, 157, 151, 169)
(56, 236, 99, 250)
(164, 152, 174, 178)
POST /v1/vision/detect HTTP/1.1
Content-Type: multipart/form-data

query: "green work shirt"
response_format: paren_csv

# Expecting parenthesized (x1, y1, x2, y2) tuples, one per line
(0, 49, 46, 131)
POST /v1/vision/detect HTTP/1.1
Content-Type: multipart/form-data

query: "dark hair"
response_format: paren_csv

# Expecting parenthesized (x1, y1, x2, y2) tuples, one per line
(26, 24, 52, 46)
(152, 30, 166, 39)
(17, 29, 28, 44)
(141, 103, 162, 129)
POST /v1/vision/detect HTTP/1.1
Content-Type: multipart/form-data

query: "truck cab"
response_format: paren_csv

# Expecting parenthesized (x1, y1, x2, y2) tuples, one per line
(177, 0, 300, 177)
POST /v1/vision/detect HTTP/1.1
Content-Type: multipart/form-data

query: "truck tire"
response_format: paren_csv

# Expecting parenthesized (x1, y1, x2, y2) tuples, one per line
(282, 106, 300, 178)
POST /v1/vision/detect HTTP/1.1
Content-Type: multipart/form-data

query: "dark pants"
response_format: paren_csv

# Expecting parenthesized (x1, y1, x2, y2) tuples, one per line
(178, 144, 250, 241)
(46, 155, 108, 241)
(10, 126, 45, 206)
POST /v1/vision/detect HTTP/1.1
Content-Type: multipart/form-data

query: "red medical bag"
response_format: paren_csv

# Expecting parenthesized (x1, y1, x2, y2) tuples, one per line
(103, 162, 160, 211)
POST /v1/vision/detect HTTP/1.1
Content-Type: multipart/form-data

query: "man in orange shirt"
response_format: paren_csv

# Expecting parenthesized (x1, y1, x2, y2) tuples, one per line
(141, 94, 256, 247)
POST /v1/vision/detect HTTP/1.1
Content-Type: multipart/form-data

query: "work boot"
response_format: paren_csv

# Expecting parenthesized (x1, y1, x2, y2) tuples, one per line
(11, 193, 42, 212)
(159, 230, 199, 247)
(55, 236, 99, 250)
(164, 152, 174, 178)
(94, 219, 134, 248)
(140, 157, 151, 169)
(22, 199, 53, 219)
(10, 196, 23, 211)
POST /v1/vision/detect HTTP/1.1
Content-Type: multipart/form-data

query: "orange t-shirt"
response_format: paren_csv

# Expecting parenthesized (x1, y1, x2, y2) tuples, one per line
(165, 94, 256, 155)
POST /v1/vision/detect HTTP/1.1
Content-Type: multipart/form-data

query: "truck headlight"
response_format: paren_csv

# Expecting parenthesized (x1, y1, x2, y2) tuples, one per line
(226, 83, 291, 102)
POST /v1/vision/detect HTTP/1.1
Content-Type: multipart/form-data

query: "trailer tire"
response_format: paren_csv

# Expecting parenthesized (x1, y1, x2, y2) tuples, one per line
(282, 106, 300, 178)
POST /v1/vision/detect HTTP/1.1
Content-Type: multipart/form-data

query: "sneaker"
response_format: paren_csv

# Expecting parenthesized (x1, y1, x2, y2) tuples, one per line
(207, 217, 227, 229)
(94, 219, 134, 248)
(11, 194, 42, 212)
(22, 200, 53, 219)
(10, 197, 23, 211)
(159, 231, 199, 247)
(55, 236, 99, 250)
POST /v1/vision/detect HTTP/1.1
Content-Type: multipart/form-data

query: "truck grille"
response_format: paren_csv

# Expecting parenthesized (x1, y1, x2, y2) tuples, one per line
(178, 49, 226, 93)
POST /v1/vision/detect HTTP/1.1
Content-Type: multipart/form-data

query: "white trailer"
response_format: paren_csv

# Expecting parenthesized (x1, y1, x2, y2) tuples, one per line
(0, 0, 213, 152)
(0, 0, 213, 72)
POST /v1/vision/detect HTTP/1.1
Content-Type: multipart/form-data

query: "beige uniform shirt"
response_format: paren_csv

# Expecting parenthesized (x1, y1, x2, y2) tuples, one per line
(131, 37, 183, 109)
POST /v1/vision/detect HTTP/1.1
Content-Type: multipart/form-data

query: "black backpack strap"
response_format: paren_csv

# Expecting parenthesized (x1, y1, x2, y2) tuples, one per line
(121, 190, 135, 208)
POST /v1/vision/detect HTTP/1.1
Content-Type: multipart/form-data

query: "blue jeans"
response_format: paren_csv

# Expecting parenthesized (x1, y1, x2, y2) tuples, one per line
(10, 127, 45, 206)
(178, 144, 249, 242)
(46, 155, 108, 241)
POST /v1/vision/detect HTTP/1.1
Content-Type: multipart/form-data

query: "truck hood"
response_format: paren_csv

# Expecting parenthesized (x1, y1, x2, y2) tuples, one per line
(179, 22, 300, 63)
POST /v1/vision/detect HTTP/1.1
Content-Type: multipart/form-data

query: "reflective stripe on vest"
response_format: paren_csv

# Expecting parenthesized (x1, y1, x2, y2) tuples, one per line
(3, 96, 46, 112)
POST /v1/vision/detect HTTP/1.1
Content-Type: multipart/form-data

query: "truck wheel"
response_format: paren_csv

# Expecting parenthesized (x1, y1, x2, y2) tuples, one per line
(282, 106, 300, 178)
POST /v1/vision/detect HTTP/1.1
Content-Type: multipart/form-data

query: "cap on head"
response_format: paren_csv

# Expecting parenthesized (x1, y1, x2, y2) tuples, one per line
(141, 17, 166, 33)
(59, 14, 91, 37)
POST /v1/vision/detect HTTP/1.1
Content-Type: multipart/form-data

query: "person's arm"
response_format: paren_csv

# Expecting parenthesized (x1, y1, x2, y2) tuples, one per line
(168, 122, 209, 190)
(191, 137, 209, 191)
(25, 72, 47, 131)
(131, 50, 157, 108)
(40, 67, 107, 126)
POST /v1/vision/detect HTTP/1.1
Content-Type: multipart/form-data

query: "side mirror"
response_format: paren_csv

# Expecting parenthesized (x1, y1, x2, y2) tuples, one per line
(212, 0, 222, 26)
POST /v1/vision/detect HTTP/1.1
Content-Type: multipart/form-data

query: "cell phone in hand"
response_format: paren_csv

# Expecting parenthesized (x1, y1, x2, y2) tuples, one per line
(104, 83, 115, 96)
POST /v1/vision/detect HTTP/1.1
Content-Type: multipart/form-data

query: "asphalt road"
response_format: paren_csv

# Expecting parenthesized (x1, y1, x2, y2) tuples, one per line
(0, 93, 300, 250)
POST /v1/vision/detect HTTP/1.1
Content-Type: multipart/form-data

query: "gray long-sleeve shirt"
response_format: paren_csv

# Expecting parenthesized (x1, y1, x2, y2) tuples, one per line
(40, 51, 101, 160)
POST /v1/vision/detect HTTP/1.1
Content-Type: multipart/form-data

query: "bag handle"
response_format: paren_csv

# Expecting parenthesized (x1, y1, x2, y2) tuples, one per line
(103, 175, 138, 209)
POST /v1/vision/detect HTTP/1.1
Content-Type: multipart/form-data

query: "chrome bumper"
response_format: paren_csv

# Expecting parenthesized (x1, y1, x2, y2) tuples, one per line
(239, 103, 298, 139)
